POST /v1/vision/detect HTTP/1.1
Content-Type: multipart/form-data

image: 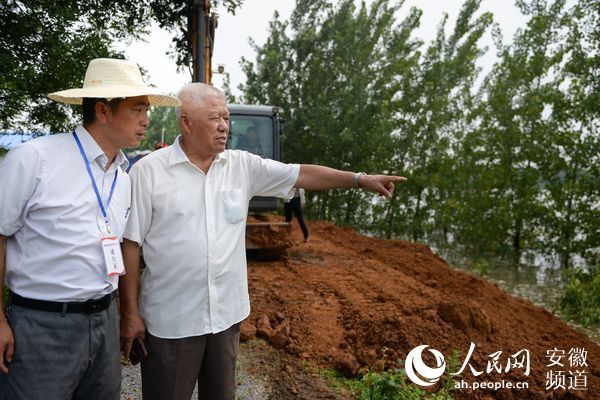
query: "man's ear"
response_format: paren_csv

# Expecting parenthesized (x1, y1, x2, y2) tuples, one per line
(179, 114, 191, 134)
(94, 101, 111, 124)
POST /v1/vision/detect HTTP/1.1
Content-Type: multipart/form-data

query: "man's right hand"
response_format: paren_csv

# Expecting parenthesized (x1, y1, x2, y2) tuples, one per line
(120, 312, 146, 360)
(0, 319, 14, 374)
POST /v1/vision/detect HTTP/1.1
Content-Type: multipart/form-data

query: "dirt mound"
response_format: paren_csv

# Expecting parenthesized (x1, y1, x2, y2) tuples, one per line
(242, 218, 600, 399)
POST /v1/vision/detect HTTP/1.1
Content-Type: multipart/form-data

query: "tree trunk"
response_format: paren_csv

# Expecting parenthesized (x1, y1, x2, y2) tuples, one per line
(412, 188, 424, 242)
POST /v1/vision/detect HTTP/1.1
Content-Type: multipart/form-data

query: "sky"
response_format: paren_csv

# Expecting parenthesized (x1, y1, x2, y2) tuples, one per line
(115, 0, 534, 97)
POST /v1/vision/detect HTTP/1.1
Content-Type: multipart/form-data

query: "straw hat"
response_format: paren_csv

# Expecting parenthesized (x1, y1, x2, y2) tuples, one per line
(48, 58, 181, 107)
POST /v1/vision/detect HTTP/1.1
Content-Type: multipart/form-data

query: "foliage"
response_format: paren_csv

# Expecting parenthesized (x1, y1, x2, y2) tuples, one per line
(240, 0, 598, 268)
(0, 0, 147, 132)
(0, 0, 243, 133)
(560, 263, 600, 326)
(142, 105, 180, 150)
(354, 354, 459, 400)
(460, 0, 584, 264)
(534, 0, 600, 268)
(379, 0, 494, 243)
(220, 72, 239, 103)
(241, 0, 425, 227)
(470, 260, 489, 277)
(314, 352, 459, 400)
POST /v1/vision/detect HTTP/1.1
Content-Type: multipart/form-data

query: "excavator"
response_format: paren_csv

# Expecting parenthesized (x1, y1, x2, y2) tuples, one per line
(191, 0, 291, 255)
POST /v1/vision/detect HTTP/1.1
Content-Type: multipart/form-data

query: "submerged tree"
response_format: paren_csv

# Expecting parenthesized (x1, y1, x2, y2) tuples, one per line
(240, 0, 597, 267)
(471, 0, 585, 264)
(242, 0, 424, 226)
(538, 0, 599, 268)
(383, 0, 493, 242)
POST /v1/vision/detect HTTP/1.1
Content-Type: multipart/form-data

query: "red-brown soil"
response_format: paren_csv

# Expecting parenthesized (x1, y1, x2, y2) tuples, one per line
(242, 218, 600, 399)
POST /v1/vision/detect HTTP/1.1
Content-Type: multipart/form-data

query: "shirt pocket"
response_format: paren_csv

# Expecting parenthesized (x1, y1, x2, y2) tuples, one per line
(219, 188, 246, 224)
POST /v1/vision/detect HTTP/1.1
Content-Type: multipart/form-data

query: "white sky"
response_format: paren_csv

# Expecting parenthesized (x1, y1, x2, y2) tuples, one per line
(116, 0, 537, 97)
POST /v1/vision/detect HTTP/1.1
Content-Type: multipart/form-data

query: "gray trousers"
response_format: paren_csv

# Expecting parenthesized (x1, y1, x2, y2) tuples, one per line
(0, 300, 120, 400)
(141, 323, 240, 400)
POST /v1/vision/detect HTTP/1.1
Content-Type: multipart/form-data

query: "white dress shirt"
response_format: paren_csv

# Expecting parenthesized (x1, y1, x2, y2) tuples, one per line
(0, 126, 130, 301)
(124, 136, 299, 338)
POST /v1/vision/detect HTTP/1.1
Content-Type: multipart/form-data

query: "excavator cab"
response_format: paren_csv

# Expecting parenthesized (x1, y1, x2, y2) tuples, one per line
(226, 104, 290, 255)
(227, 104, 283, 212)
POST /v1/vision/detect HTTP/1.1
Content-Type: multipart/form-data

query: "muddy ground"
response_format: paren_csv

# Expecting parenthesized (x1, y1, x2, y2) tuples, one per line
(241, 217, 600, 399)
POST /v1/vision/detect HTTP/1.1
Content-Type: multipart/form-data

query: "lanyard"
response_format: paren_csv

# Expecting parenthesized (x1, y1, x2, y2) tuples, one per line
(72, 132, 118, 231)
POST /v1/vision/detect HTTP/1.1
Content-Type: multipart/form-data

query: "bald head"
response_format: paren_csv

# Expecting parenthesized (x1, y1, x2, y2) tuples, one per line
(177, 83, 225, 118)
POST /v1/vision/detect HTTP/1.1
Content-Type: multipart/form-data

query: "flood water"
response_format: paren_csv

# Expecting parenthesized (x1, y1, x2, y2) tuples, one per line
(433, 247, 600, 344)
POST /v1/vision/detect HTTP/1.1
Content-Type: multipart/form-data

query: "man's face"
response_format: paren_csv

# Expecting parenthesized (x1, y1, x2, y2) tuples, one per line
(187, 93, 229, 155)
(104, 95, 150, 149)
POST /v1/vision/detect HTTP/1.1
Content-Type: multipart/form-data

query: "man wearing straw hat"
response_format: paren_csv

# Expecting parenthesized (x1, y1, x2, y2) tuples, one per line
(0, 58, 179, 400)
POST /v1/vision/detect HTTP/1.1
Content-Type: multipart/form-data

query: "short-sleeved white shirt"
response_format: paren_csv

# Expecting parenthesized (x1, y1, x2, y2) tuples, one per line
(0, 126, 131, 301)
(124, 136, 299, 338)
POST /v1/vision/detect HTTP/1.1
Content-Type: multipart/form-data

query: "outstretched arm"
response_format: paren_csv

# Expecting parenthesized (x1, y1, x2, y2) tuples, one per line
(294, 164, 407, 198)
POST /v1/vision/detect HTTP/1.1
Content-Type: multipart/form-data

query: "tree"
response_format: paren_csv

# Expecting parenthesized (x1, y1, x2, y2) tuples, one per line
(241, 0, 423, 227)
(141, 105, 180, 151)
(238, 0, 597, 269)
(470, 0, 569, 262)
(0, 0, 150, 132)
(0, 0, 243, 133)
(382, 0, 493, 242)
(538, 0, 599, 268)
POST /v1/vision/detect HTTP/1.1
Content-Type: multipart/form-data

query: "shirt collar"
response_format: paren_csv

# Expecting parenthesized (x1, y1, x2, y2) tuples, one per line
(75, 125, 129, 172)
(168, 135, 189, 167)
(169, 135, 228, 168)
(113, 149, 130, 172)
(214, 151, 228, 166)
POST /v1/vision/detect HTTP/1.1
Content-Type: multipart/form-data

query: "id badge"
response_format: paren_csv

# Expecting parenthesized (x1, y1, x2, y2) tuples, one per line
(101, 236, 125, 276)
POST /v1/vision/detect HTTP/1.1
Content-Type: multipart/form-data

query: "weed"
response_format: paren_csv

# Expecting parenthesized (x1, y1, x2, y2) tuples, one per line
(351, 351, 460, 400)
(312, 366, 358, 398)
(470, 260, 489, 277)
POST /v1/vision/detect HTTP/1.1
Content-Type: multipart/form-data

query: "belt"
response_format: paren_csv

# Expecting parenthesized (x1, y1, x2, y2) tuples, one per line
(11, 291, 116, 314)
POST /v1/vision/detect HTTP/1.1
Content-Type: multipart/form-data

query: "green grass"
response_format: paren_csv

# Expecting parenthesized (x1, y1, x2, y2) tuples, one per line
(317, 352, 460, 400)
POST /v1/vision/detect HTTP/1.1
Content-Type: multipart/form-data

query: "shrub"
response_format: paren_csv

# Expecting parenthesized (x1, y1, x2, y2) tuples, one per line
(560, 265, 600, 326)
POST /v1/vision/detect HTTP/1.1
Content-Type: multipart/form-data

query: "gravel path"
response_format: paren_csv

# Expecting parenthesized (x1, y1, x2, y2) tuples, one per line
(120, 342, 272, 400)
(120, 362, 143, 400)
